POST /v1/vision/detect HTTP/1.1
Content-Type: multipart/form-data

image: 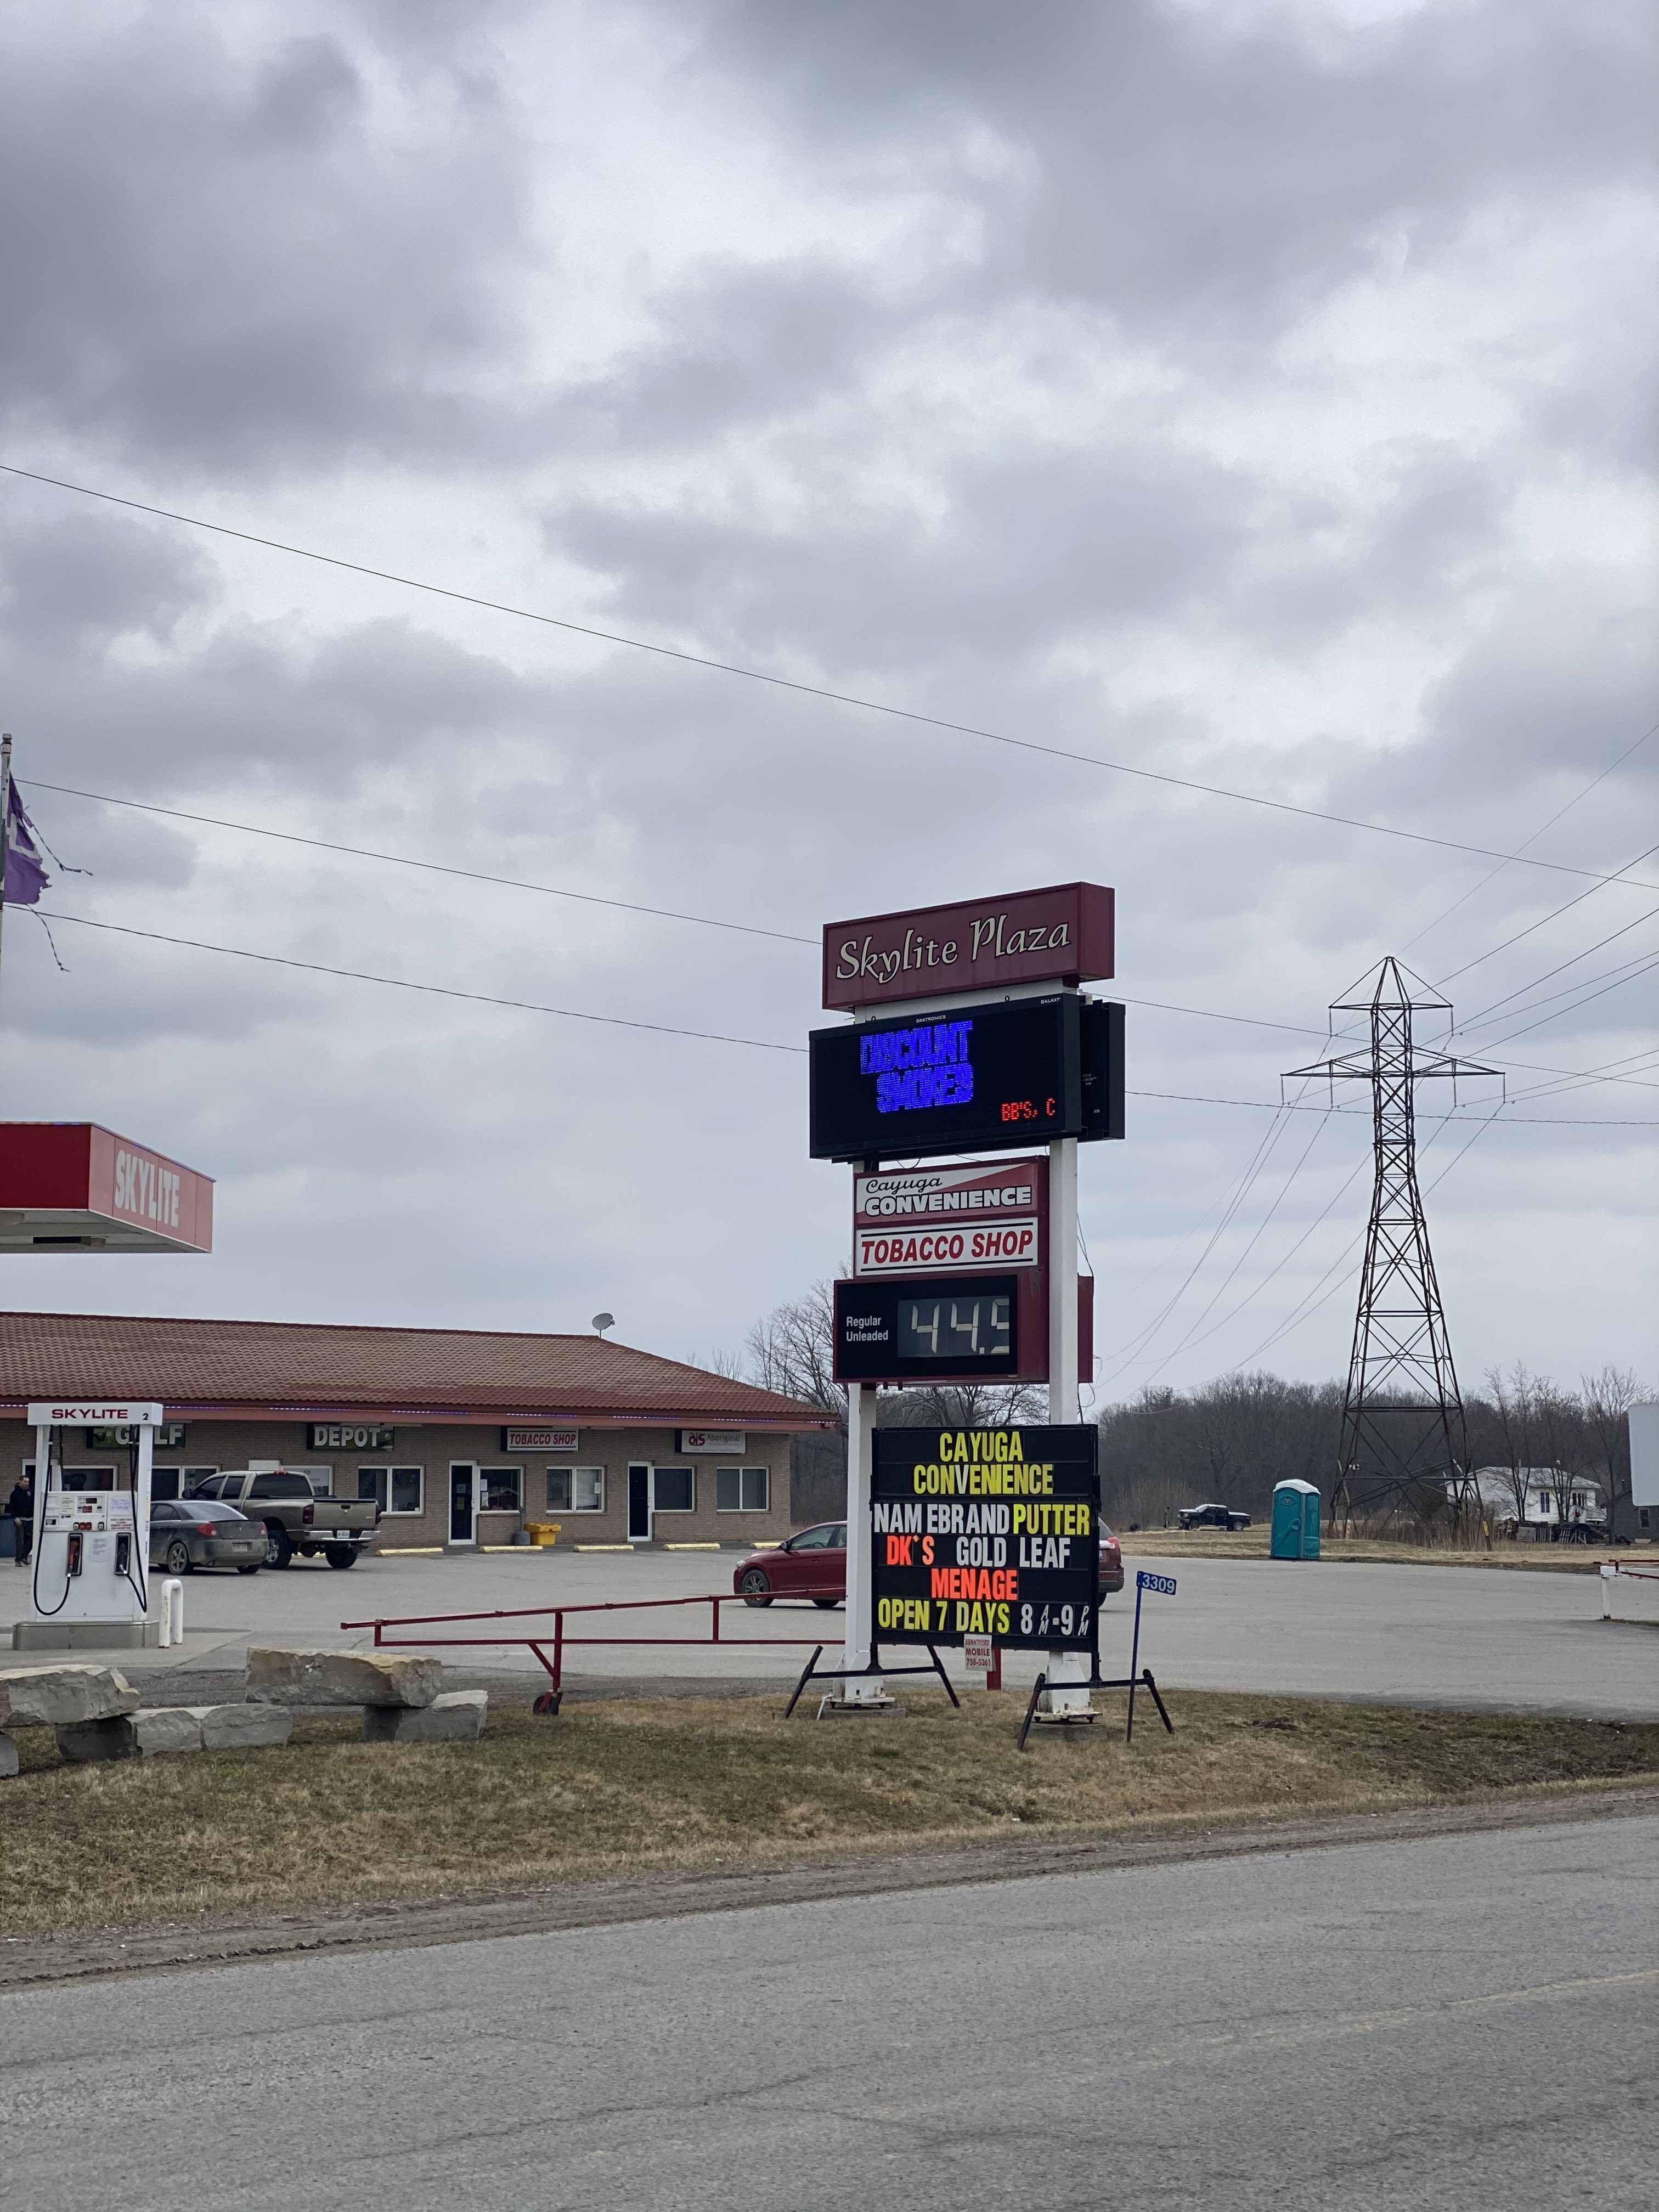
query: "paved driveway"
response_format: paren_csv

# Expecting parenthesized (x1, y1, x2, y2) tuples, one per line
(5, 1543, 1655, 1718)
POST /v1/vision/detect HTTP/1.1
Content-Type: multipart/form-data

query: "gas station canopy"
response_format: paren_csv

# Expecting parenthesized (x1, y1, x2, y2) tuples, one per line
(0, 1124, 213, 1255)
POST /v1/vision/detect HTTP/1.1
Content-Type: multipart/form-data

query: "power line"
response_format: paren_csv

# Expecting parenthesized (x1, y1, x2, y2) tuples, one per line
(24, 909, 1655, 1125)
(35, 911, 806, 1055)
(24, 778, 816, 947)
(29, 774, 1659, 1093)
(4, 459, 1656, 893)
(1434, 836, 1659, 988)
(1453, 900, 1659, 1031)
(1398, 719, 1659, 958)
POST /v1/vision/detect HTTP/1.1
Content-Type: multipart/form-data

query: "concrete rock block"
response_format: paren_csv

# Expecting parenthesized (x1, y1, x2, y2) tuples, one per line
(362, 1690, 487, 1745)
(246, 1647, 443, 1709)
(187, 1703, 293, 1751)
(0, 1731, 18, 1779)
(132, 1708, 206, 1756)
(55, 1716, 138, 1762)
(0, 1662, 140, 1728)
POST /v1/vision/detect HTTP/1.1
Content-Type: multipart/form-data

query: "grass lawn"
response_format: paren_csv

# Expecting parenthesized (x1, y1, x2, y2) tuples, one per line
(4, 1691, 1657, 1939)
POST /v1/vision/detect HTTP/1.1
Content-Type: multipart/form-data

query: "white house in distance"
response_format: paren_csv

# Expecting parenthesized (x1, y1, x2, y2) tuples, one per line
(1455, 1466, 1607, 1537)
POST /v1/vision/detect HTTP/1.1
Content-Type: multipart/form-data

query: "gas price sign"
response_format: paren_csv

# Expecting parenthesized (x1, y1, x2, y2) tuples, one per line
(871, 1425, 1099, 1652)
(834, 1274, 1020, 1383)
(809, 996, 1124, 1164)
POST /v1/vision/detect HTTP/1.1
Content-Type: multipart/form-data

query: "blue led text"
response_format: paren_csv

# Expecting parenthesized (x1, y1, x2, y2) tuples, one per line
(860, 1020, 974, 1115)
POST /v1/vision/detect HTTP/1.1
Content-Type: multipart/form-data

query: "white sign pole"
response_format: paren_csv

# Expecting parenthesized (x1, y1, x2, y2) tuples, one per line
(840, 1380, 883, 1702)
(1046, 1127, 1091, 1716)
(135, 1417, 155, 1615)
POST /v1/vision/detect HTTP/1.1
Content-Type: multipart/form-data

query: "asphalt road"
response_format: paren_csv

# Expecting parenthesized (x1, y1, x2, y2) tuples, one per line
(7, 1809, 1655, 2211)
(5, 1543, 1656, 1717)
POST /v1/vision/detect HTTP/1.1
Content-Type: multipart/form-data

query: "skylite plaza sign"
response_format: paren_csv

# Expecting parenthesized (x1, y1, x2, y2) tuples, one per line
(822, 882, 1114, 1012)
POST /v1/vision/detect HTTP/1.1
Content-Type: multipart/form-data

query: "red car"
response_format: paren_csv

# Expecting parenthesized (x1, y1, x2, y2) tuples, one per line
(1099, 1522, 1125, 1594)
(736, 1521, 847, 1607)
(736, 1520, 1126, 1606)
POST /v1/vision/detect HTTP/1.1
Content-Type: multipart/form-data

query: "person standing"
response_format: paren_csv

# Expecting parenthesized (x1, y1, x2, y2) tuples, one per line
(7, 1468, 33, 1566)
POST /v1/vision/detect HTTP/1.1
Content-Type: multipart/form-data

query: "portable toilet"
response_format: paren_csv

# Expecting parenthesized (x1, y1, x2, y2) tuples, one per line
(1271, 1479, 1322, 1559)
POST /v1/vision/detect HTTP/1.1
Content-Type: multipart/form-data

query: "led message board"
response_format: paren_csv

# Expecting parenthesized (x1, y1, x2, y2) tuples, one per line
(871, 1425, 1099, 1652)
(809, 996, 1124, 1164)
(834, 1274, 1020, 1383)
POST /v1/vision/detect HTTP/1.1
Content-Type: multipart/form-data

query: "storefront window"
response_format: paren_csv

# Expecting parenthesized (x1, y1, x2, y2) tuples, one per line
(653, 1466, 695, 1514)
(715, 1466, 769, 1512)
(480, 1468, 522, 1512)
(547, 1468, 604, 1513)
(359, 1467, 425, 1515)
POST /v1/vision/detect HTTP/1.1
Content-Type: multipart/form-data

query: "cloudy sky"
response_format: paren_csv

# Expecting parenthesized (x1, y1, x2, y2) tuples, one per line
(0, 0, 1652, 1403)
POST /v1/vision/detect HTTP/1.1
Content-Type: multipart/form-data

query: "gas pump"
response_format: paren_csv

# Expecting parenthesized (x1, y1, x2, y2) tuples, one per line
(26, 1400, 163, 1628)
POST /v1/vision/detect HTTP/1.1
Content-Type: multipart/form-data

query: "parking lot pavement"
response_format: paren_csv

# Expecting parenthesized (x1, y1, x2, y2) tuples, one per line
(3, 1543, 1655, 1718)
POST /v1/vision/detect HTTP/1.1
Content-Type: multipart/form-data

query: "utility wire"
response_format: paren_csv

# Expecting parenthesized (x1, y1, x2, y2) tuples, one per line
(21, 911, 1655, 1123)
(3, 459, 1656, 893)
(1398, 719, 1659, 958)
(23, 778, 816, 947)
(29, 776, 1659, 1090)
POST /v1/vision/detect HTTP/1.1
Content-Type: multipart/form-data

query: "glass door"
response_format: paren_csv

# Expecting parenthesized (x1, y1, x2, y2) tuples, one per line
(449, 1463, 478, 1545)
(628, 1464, 651, 1541)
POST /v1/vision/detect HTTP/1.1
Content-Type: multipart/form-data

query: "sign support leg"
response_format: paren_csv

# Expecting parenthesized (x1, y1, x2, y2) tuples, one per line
(840, 1381, 884, 1702)
(1046, 1131, 1091, 1718)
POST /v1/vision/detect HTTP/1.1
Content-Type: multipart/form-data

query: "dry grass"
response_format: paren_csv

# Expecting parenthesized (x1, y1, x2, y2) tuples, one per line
(3, 1691, 1657, 1939)
(1115, 1528, 1647, 1573)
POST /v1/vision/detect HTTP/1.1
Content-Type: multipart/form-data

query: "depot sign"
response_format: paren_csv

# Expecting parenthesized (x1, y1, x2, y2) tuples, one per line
(822, 881, 1113, 1012)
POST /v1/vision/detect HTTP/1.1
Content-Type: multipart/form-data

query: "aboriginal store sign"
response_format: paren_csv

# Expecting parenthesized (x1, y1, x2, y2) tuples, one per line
(871, 1426, 1099, 1653)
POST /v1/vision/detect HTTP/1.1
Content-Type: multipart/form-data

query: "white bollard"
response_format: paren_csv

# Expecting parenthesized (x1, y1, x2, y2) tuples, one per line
(1600, 1562, 1615, 1620)
(160, 1577, 185, 1646)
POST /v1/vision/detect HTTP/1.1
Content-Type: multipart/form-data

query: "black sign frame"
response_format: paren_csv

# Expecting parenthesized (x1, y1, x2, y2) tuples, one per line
(871, 1425, 1100, 1653)
(834, 1273, 1023, 1383)
(809, 995, 1124, 1164)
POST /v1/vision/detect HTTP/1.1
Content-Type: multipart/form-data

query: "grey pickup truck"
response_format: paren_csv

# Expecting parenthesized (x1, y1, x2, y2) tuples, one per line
(187, 1466, 380, 1570)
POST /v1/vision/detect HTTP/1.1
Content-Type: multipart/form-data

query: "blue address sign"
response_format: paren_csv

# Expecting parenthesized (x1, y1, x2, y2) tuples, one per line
(1137, 1571, 1177, 1596)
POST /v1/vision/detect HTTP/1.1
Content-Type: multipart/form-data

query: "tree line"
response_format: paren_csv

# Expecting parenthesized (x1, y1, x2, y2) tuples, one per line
(737, 1282, 1649, 1535)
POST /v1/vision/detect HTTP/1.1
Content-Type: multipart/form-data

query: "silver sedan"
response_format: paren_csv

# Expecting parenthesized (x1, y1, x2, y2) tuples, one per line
(148, 1499, 264, 1576)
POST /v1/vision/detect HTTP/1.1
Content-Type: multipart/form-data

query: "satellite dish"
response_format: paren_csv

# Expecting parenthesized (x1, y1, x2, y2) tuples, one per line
(591, 1312, 615, 1337)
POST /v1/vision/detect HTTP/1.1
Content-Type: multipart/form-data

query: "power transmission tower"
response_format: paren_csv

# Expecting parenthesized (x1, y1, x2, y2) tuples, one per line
(1286, 958, 1500, 1532)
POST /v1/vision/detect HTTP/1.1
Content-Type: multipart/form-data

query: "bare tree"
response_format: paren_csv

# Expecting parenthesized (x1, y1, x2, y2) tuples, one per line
(1535, 1384, 1593, 1541)
(1481, 1363, 1542, 1534)
(1581, 1365, 1646, 1536)
(745, 1280, 845, 1426)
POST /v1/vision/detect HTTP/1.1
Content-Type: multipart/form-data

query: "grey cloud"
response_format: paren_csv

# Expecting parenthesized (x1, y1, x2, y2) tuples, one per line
(548, 437, 1259, 674)
(0, 10, 537, 473)
(563, 262, 906, 450)
(675, 0, 1654, 340)
(0, 512, 217, 648)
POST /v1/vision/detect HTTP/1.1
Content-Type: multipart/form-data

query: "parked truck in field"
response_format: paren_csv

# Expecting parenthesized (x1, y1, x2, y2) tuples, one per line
(187, 1464, 380, 1570)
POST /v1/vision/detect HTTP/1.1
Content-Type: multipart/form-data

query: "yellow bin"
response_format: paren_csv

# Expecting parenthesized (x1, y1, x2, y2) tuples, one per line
(523, 1521, 562, 1548)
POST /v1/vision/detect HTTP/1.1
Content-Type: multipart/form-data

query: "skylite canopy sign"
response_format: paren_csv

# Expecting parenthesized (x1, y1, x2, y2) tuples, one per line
(823, 882, 1113, 1013)
(0, 1124, 213, 1254)
(870, 1425, 1099, 1652)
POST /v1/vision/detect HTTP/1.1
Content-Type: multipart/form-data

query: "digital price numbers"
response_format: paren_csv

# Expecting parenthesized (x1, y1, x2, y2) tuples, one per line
(834, 1274, 1020, 1382)
(871, 1425, 1101, 1654)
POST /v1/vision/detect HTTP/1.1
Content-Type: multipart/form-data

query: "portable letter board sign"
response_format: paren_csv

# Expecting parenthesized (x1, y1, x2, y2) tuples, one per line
(870, 1425, 1099, 1652)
